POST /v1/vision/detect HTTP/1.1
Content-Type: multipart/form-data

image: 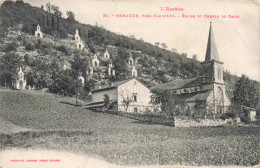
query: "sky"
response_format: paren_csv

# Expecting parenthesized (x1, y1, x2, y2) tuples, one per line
(22, 0, 260, 81)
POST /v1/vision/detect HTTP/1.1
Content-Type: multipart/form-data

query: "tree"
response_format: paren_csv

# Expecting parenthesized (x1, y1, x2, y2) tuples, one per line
(119, 93, 133, 111)
(232, 74, 259, 108)
(161, 43, 168, 49)
(103, 94, 110, 110)
(192, 54, 198, 60)
(0, 52, 22, 87)
(155, 42, 160, 47)
(171, 48, 177, 53)
(66, 11, 75, 22)
(3, 42, 18, 52)
(151, 89, 187, 117)
(45, 2, 51, 13)
(113, 47, 130, 79)
(51, 5, 62, 17)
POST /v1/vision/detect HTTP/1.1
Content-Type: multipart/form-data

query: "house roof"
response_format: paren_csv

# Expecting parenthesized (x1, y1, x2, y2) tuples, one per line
(151, 77, 203, 91)
(91, 78, 134, 93)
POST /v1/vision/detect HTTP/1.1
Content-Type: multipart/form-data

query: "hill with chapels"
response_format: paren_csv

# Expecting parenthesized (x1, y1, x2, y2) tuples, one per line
(0, 0, 245, 100)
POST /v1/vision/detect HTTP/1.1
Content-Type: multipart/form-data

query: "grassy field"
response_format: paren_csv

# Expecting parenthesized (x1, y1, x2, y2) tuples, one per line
(0, 89, 259, 166)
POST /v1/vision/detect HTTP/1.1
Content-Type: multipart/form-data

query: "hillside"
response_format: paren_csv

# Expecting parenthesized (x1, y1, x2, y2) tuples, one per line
(0, 0, 246, 99)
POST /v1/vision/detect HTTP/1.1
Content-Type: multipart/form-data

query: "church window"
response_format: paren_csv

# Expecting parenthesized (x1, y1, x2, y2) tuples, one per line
(217, 66, 221, 79)
(133, 95, 137, 102)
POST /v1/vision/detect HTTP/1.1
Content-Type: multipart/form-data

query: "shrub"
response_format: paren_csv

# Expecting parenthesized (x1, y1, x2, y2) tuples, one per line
(25, 43, 35, 51)
(54, 45, 69, 55)
(3, 42, 18, 52)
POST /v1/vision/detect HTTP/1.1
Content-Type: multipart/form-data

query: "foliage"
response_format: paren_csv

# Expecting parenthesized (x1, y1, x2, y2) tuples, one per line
(103, 94, 110, 109)
(119, 93, 133, 111)
(54, 45, 69, 55)
(151, 89, 187, 117)
(0, 52, 22, 87)
(66, 11, 75, 22)
(232, 74, 259, 108)
(3, 42, 18, 52)
(113, 47, 130, 79)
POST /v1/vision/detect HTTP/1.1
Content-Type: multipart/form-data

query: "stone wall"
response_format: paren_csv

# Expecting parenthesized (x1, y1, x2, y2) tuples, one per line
(174, 117, 241, 127)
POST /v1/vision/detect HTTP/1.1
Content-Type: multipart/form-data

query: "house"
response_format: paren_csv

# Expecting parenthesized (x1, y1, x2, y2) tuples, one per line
(83, 78, 154, 113)
(152, 22, 231, 114)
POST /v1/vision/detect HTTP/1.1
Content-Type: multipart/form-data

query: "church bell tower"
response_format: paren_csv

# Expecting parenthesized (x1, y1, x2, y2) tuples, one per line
(201, 22, 224, 84)
(201, 22, 231, 114)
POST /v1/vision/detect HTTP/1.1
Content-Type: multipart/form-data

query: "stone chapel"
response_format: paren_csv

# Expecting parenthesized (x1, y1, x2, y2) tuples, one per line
(152, 22, 231, 114)
(35, 24, 43, 38)
(15, 66, 27, 90)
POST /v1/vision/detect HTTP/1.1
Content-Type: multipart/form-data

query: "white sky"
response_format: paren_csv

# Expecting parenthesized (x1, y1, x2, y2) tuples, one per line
(23, 0, 260, 81)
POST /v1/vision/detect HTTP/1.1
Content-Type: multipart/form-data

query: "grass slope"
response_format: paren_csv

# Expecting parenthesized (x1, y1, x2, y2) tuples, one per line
(0, 89, 259, 166)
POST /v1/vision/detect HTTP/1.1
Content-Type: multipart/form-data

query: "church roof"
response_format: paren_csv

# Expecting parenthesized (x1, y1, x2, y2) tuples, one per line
(205, 22, 219, 62)
(151, 77, 203, 91)
(178, 90, 212, 102)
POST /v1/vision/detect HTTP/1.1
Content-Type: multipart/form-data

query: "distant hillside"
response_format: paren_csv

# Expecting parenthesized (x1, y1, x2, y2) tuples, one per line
(0, 0, 242, 99)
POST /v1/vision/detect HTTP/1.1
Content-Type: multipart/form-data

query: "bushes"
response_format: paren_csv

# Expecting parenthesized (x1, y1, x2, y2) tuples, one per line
(3, 42, 18, 52)
(25, 43, 35, 51)
(54, 45, 69, 55)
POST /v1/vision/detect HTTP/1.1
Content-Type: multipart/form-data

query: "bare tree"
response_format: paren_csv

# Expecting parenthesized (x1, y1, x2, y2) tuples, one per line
(119, 93, 133, 111)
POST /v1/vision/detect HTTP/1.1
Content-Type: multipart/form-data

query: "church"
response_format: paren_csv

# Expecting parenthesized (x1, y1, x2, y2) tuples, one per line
(152, 22, 231, 114)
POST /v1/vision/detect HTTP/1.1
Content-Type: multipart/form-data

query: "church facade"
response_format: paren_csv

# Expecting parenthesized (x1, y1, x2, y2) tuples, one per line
(152, 23, 231, 114)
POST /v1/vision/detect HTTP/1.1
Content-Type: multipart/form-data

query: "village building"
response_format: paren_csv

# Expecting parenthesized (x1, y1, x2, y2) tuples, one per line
(128, 53, 134, 66)
(107, 63, 115, 76)
(132, 66, 137, 77)
(92, 54, 100, 67)
(35, 24, 43, 38)
(152, 22, 231, 114)
(83, 78, 153, 113)
(75, 29, 80, 42)
(76, 40, 84, 50)
(104, 48, 110, 59)
(14, 66, 27, 90)
(74, 29, 84, 49)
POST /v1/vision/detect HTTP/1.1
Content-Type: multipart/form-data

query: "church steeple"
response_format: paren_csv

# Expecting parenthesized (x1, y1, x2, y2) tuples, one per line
(202, 22, 224, 84)
(205, 22, 219, 62)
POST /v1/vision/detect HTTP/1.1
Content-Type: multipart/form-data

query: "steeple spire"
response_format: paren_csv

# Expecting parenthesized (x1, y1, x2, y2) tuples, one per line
(205, 22, 219, 61)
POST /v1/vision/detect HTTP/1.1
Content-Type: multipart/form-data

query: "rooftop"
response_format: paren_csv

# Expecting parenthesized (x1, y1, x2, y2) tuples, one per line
(151, 77, 203, 91)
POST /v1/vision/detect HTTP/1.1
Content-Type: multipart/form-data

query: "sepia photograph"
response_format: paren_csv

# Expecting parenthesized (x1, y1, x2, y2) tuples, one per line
(0, 0, 259, 167)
